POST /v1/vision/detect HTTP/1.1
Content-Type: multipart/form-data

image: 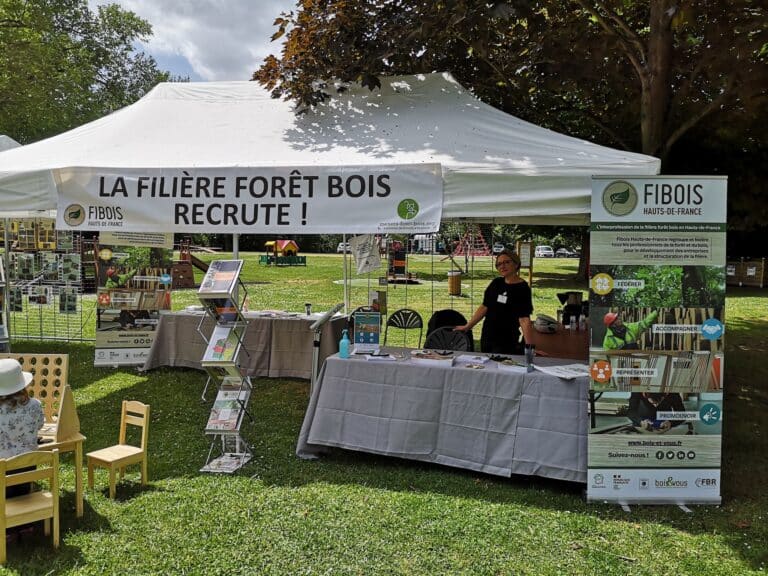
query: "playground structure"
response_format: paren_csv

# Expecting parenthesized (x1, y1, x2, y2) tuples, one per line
(259, 240, 307, 267)
(386, 239, 419, 284)
(450, 226, 491, 257)
(173, 237, 216, 288)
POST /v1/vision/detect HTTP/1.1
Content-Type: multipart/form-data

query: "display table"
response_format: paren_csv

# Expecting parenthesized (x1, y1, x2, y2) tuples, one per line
(298, 351, 589, 483)
(141, 311, 346, 379)
(529, 326, 589, 361)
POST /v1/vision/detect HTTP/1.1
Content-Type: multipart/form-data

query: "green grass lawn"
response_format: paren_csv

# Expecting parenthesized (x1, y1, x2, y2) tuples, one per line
(3, 254, 766, 575)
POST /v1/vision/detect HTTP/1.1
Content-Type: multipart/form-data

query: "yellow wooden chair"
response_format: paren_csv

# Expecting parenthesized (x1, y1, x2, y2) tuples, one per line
(86, 401, 150, 499)
(1, 450, 60, 565)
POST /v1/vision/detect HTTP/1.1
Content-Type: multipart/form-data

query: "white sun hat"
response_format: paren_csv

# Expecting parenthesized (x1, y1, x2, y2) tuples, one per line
(0, 358, 33, 396)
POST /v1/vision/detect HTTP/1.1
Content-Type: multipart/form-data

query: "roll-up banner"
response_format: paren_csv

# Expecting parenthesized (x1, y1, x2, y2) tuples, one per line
(94, 234, 174, 367)
(587, 176, 727, 505)
(55, 164, 443, 234)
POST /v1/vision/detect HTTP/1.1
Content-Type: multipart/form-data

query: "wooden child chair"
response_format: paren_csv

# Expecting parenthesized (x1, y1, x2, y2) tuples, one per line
(86, 401, 150, 499)
(1, 450, 60, 564)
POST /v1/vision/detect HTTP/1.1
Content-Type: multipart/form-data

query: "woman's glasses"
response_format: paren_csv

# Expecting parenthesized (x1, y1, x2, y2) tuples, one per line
(495, 259, 514, 269)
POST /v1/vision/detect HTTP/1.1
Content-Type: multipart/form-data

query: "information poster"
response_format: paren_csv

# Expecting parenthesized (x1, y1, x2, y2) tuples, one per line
(587, 176, 726, 505)
(352, 312, 381, 352)
(94, 236, 173, 366)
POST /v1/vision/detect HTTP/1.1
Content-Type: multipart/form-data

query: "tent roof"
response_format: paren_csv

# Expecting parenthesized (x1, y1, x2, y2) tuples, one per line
(0, 134, 57, 218)
(0, 72, 659, 224)
(0, 135, 20, 152)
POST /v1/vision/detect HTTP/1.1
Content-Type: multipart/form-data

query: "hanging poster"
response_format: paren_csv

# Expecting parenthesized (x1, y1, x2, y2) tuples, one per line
(587, 176, 727, 505)
(40, 251, 59, 281)
(56, 229, 74, 251)
(28, 285, 53, 305)
(8, 287, 23, 312)
(59, 287, 79, 314)
(60, 254, 81, 283)
(94, 238, 173, 367)
(55, 164, 443, 234)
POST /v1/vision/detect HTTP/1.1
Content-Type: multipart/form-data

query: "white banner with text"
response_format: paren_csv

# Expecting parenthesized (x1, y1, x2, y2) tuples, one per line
(55, 164, 443, 233)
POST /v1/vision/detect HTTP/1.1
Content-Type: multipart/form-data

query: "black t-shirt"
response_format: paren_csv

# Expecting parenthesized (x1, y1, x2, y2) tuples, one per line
(480, 277, 533, 354)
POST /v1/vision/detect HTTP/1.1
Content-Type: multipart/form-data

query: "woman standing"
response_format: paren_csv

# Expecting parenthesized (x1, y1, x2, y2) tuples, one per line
(455, 249, 534, 354)
(0, 358, 44, 497)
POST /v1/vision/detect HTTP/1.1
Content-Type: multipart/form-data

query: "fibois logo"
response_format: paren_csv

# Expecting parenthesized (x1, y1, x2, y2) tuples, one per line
(63, 203, 124, 228)
(63, 204, 85, 226)
(601, 181, 638, 217)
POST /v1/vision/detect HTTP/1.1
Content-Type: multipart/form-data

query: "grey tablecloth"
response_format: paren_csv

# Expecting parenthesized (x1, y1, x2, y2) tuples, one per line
(297, 352, 588, 482)
(141, 311, 345, 379)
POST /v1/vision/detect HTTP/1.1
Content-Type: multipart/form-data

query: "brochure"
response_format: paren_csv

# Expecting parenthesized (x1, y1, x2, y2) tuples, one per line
(204, 363, 246, 382)
(205, 386, 250, 431)
(201, 323, 245, 365)
(200, 297, 242, 324)
(198, 260, 243, 298)
(200, 453, 251, 474)
(533, 363, 590, 380)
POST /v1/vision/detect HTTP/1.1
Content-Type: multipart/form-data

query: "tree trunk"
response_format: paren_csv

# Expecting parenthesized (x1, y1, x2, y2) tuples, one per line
(641, 1, 674, 160)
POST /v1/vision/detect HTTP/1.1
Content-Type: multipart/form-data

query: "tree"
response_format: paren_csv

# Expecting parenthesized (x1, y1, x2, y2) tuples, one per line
(254, 1, 767, 232)
(256, 1, 765, 160)
(0, 0, 169, 143)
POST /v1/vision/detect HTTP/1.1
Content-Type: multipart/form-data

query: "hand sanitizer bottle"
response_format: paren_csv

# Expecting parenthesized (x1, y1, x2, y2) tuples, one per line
(339, 329, 351, 359)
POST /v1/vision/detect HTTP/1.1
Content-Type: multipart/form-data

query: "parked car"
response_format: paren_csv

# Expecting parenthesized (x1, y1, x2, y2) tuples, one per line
(336, 242, 351, 253)
(555, 248, 579, 258)
(491, 242, 505, 255)
(534, 245, 554, 258)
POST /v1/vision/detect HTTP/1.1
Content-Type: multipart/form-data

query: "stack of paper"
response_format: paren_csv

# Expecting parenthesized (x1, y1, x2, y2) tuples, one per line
(455, 354, 490, 365)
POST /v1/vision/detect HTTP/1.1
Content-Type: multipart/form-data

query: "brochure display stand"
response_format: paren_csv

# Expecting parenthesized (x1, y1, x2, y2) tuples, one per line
(197, 260, 252, 474)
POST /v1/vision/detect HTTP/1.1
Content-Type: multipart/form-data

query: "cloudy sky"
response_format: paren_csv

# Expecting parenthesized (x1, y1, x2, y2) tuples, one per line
(88, 1, 295, 81)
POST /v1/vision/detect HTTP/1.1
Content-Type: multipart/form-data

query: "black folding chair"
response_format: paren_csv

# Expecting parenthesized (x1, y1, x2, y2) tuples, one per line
(423, 326, 472, 351)
(427, 309, 473, 350)
(383, 308, 423, 347)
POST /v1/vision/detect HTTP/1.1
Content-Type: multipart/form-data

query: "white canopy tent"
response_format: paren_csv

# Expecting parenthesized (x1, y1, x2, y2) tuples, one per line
(0, 135, 56, 218)
(0, 135, 18, 152)
(0, 72, 659, 223)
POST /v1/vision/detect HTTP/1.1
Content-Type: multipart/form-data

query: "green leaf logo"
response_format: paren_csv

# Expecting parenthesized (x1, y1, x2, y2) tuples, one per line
(609, 188, 630, 209)
(397, 199, 419, 220)
(63, 204, 85, 226)
(602, 181, 637, 217)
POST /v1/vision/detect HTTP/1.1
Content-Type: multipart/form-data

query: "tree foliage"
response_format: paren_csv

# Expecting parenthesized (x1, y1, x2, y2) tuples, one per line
(256, 0, 765, 159)
(255, 1, 767, 231)
(0, 0, 169, 143)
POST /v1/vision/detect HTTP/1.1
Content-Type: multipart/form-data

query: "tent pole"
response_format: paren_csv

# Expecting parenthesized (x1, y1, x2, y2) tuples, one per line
(3, 218, 9, 350)
(232, 233, 240, 304)
(342, 234, 349, 314)
(430, 237, 435, 321)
